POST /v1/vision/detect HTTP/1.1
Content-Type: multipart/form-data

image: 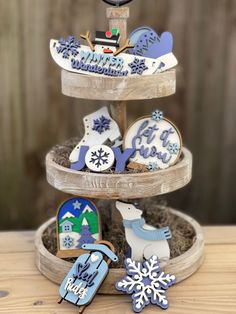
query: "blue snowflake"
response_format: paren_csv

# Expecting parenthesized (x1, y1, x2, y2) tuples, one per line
(167, 143, 179, 155)
(56, 35, 80, 59)
(147, 162, 159, 172)
(116, 256, 176, 313)
(90, 148, 110, 168)
(92, 116, 111, 134)
(152, 110, 163, 121)
(63, 235, 74, 249)
(128, 58, 148, 75)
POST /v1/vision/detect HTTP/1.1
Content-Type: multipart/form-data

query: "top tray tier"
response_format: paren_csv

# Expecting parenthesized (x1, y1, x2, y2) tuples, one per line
(61, 69, 176, 101)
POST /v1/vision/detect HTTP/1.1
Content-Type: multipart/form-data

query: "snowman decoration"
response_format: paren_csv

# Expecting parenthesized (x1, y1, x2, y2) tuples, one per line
(92, 29, 121, 54)
(80, 28, 134, 56)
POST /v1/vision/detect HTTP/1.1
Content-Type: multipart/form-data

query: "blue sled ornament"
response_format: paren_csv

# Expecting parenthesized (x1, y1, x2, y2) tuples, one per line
(58, 241, 118, 311)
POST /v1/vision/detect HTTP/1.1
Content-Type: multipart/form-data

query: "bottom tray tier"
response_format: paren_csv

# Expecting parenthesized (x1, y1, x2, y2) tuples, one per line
(35, 207, 204, 294)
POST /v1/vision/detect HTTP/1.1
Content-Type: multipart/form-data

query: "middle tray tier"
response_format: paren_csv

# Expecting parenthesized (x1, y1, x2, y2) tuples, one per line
(46, 147, 192, 199)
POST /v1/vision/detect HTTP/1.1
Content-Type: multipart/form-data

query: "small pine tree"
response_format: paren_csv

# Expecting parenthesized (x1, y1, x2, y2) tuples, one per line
(77, 218, 95, 248)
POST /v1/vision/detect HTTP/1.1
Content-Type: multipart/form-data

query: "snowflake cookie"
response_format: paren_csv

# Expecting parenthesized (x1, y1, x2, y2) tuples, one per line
(116, 256, 176, 313)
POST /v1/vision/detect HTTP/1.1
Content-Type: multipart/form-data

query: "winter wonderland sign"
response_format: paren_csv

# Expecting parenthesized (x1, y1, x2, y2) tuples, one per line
(56, 197, 101, 258)
(124, 110, 182, 170)
(50, 28, 178, 77)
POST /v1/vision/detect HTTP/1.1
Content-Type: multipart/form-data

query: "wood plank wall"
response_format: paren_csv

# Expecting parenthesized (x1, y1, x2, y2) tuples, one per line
(0, 0, 236, 229)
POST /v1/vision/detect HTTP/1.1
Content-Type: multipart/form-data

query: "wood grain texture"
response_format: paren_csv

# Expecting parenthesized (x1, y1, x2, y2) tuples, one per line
(61, 69, 176, 100)
(106, 6, 129, 135)
(0, 227, 235, 313)
(109, 101, 127, 135)
(45, 147, 192, 199)
(34, 208, 204, 293)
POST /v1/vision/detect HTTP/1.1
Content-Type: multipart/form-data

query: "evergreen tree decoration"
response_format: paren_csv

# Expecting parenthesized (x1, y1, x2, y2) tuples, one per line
(77, 218, 96, 248)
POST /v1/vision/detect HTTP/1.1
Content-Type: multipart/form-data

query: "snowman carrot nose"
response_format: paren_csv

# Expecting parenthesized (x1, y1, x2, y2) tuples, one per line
(103, 47, 113, 53)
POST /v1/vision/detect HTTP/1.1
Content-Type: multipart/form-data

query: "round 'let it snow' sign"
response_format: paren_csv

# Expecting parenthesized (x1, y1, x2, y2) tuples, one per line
(124, 111, 182, 170)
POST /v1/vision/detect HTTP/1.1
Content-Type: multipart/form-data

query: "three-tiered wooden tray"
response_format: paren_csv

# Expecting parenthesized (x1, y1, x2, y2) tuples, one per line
(35, 5, 204, 294)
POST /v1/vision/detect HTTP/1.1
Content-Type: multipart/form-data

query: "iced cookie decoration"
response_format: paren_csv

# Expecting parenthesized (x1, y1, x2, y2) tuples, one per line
(69, 106, 121, 164)
(116, 255, 176, 313)
(116, 201, 171, 262)
(124, 110, 182, 170)
(128, 27, 178, 72)
(50, 26, 177, 77)
(59, 242, 118, 312)
(56, 197, 101, 258)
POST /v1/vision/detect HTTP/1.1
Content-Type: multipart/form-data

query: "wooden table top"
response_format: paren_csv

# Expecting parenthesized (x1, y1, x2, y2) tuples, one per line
(0, 226, 236, 313)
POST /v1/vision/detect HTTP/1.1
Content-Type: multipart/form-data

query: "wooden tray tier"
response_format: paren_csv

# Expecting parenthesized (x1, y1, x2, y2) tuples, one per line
(61, 69, 176, 101)
(46, 147, 192, 199)
(34, 208, 204, 294)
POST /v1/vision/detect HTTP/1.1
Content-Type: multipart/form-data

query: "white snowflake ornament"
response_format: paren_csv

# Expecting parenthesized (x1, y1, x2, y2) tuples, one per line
(116, 256, 176, 313)
(85, 145, 115, 172)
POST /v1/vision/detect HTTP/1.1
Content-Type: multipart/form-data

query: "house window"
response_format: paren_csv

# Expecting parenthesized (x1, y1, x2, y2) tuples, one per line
(64, 225, 71, 231)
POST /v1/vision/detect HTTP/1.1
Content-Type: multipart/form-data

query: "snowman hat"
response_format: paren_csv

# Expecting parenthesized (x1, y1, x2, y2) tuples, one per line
(93, 28, 120, 47)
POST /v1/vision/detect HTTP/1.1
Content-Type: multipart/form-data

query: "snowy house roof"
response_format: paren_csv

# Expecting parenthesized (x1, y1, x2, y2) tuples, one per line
(60, 220, 74, 227)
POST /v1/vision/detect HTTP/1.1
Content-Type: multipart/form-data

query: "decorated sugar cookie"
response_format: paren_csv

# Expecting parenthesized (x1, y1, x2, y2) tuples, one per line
(116, 255, 176, 313)
(56, 197, 101, 258)
(116, 201, 171, 262)
(50, 27, 177, 77)
(124, 110, 182, 170)
(59, 242, 118, 312)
